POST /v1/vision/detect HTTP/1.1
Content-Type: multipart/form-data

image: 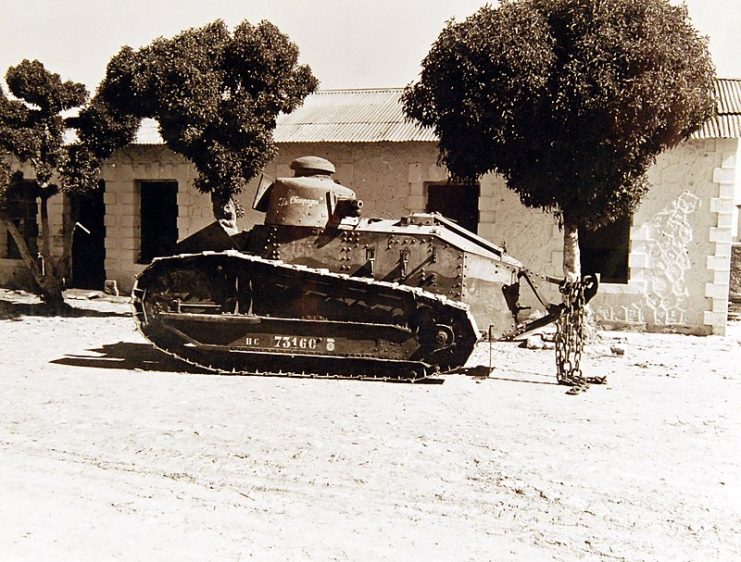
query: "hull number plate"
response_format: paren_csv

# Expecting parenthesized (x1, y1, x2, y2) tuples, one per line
(245, 335, 336, 352)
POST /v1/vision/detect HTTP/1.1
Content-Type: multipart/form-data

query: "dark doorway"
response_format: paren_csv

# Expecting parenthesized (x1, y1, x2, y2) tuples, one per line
(71, 184, 106, 289)
(426, 182, 480, 234)
(139, 181, 178, 263)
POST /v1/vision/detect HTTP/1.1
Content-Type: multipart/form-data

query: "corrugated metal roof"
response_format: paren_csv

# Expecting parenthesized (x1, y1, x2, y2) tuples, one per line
(123, 79, 741, 144)
(692, 78, 741, 139)
(274, 82, 741, 143)
(692, 114, 741, 139)
(273, 88, 435, 143)
(130, 89, 435, 144)
(714, 78, 741, 114)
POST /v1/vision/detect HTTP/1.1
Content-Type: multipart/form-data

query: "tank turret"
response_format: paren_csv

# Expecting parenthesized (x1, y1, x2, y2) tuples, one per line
(253, 156, 363, 228)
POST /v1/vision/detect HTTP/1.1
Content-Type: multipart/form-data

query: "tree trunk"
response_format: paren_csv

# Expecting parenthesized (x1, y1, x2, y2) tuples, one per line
(562, 219, 581, 282)
(38, 193, 52, 270)
(555, 216, 589, 388)
(36, 194, 66, 307)
(0, 206, 64, 306)
(58, 193, 78, 283)
(210, 192, 239, 236)
(0, 208, 64, 307)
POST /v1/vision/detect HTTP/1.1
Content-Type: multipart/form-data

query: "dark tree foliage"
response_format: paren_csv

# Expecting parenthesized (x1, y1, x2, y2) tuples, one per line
(0, 60, 138, 197)
(98, 19, 318, 201)
(402, 0, 716, 231)
(0, 60, 86, 196)
(0, 60, 137, 305)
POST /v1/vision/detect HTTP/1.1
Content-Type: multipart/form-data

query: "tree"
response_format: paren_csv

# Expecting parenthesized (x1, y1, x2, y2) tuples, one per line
(403, 0, 715, 388)
(402, 0, 715, 281)
(0, 60, 138, 308)
(98, 19, 318, 232)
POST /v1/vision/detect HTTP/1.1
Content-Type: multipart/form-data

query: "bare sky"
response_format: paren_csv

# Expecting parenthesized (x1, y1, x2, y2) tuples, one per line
(1, 0, 739, 93)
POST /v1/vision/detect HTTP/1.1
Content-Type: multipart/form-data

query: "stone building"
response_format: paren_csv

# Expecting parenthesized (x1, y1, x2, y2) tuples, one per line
(1, 80, 739, 334)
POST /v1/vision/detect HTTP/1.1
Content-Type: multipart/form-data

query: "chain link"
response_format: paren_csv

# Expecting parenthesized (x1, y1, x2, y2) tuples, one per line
(555, 279, 587, 387)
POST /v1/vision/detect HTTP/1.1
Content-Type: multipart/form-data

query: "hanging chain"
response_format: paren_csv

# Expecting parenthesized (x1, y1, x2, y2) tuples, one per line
(555, 279, 587, 388)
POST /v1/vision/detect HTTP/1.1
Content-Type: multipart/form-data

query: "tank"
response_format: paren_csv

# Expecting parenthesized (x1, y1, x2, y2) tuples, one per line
(132, 156, 596, 382)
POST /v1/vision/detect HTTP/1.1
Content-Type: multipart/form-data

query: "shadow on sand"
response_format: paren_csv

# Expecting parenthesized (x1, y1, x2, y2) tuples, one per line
(0, 298, 130, 320)
(51, 342, 445, 384)
(483, 366, 560, 386)
(486, 375, 558, 386)
(51, 341, 209, 374)
(51, 340, 559, 385)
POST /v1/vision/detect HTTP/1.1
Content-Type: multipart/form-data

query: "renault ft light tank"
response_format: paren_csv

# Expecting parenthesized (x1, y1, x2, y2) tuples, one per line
(132, 156, 596, 382)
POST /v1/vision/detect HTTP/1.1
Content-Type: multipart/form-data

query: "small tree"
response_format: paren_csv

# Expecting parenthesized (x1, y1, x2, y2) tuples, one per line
(98, 19, 318, 231)
(403, 0, 715, 386)
(403, 0, 715, 281)
(0, 60, 138, 307)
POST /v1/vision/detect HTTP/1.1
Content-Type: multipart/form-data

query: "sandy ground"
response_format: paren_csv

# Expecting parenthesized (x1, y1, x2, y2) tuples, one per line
(0, 289, 739, 561)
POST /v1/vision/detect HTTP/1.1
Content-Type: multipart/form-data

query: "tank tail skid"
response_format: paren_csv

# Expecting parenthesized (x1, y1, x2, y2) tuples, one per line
(132, 251, 479, 382)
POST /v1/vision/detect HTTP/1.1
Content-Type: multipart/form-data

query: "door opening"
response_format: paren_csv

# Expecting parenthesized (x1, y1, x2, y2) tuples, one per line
(71, 184, 106, 289)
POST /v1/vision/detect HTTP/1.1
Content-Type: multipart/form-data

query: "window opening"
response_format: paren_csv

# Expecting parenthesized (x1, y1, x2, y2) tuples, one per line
(426, 182, 480, 234)
(3, 181, 38, 259)
(579, 215, 631, 284)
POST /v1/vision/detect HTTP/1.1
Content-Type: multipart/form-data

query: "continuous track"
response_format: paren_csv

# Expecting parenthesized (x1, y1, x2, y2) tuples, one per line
(132, 251, 479, 383)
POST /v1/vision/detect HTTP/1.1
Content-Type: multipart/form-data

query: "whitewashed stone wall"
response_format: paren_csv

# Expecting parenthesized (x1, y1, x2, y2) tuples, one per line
(1, 146, 212, 292)
(1, 138, 735, 336)
(478, 138, 738, 335)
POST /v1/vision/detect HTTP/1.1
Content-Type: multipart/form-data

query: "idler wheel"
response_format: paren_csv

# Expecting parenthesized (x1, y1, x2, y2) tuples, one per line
(434, 325, 455, 348)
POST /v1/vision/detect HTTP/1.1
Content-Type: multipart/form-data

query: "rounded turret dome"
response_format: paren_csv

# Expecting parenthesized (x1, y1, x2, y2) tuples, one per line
(290, 156, 336, 176)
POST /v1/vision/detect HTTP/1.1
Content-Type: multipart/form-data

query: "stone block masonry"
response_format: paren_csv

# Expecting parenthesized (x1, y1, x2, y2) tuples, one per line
(730, 244, 741, 302)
